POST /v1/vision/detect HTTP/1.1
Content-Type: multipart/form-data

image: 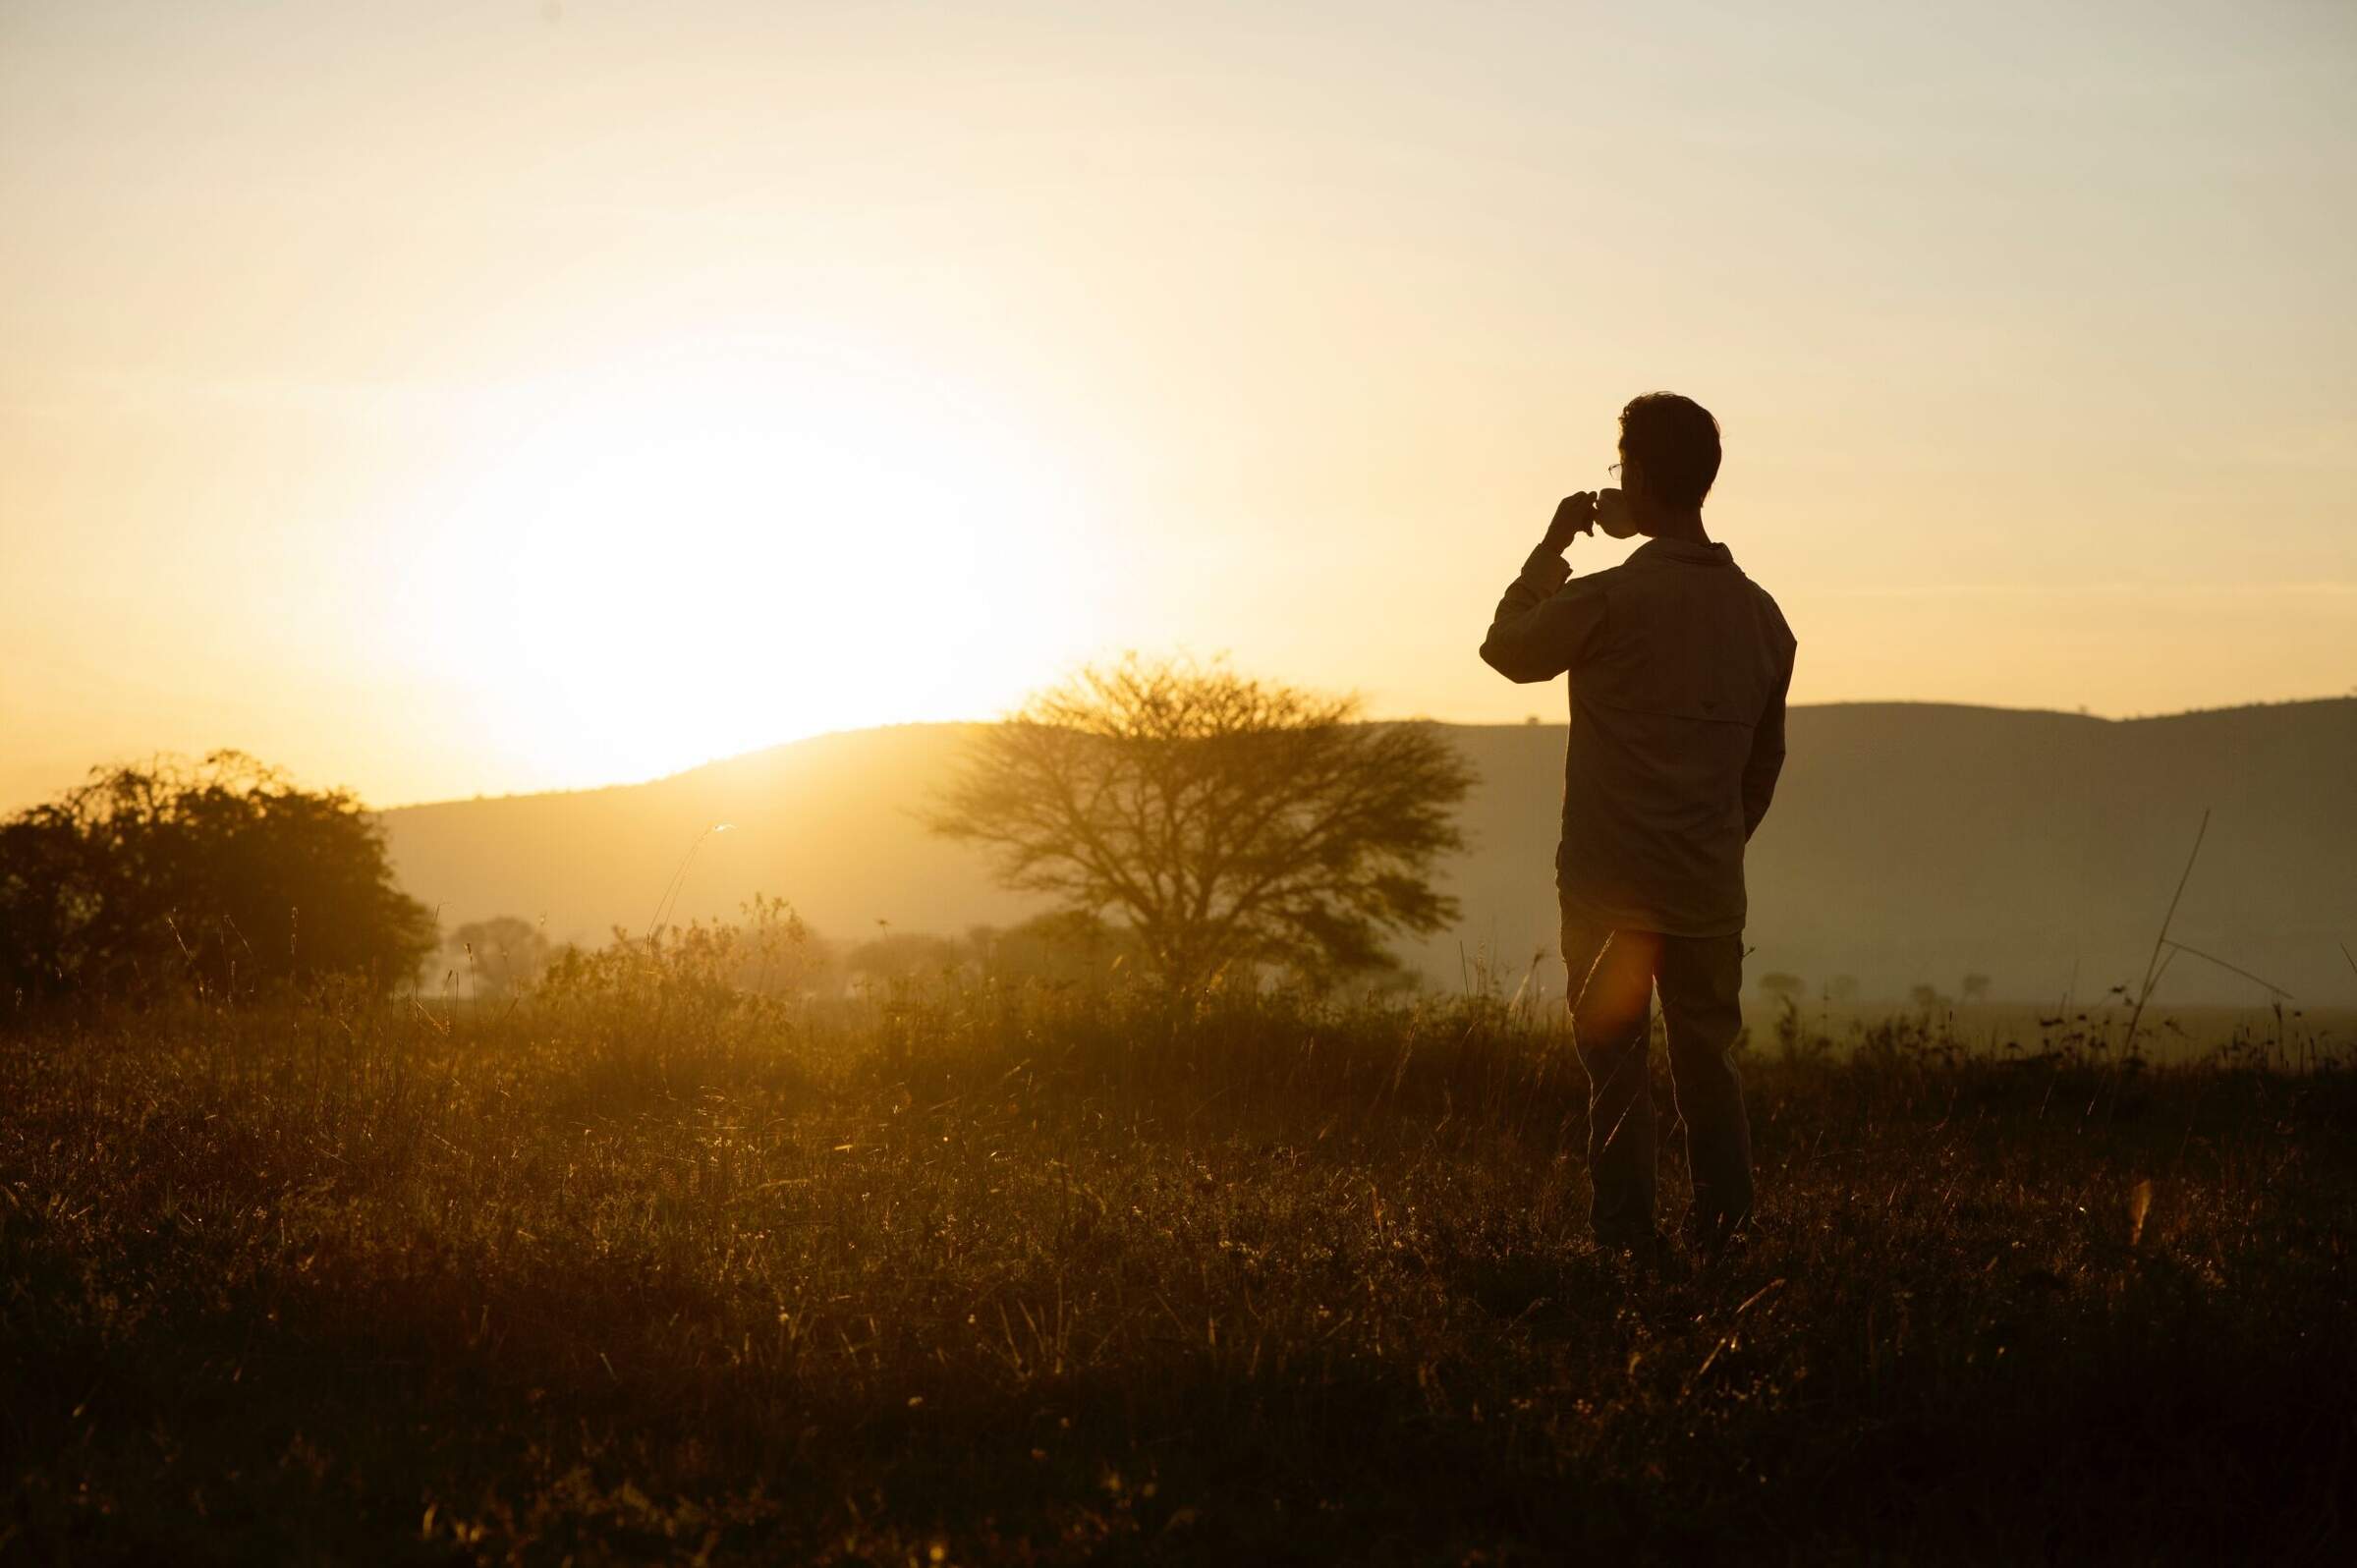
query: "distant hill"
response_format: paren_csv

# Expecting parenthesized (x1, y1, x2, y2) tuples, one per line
(381, 700, 2357, 1006)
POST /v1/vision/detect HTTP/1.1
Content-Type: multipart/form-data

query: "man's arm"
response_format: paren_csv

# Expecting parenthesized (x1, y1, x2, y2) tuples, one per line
(1479, 494, 1607, 685)
(1742, 657, 1793, 840)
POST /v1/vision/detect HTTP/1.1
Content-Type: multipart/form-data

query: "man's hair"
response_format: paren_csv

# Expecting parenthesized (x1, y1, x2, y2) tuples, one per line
(1618, 392, 1721, 509)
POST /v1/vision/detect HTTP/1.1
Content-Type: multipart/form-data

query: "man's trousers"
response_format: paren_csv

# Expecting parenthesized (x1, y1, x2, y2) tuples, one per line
(1561, 903, 1755, 1251)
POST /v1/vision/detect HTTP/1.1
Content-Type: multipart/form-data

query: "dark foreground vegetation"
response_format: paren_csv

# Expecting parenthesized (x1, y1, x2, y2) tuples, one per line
(5, 961, 2352, 1564)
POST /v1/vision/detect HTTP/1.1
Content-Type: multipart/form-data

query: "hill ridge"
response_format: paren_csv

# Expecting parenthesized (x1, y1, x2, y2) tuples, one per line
(381, 699, 2357, 1005)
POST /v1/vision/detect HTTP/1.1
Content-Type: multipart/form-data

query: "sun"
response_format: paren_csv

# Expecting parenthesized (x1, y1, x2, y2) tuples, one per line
(419, 341, 1109, 788)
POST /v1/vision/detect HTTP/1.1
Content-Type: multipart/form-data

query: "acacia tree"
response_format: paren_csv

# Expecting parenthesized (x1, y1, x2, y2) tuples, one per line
(927, 656, 1475, 989)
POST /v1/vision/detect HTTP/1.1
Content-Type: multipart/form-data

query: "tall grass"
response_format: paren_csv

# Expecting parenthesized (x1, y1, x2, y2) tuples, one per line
(3, 959, 2351, 1563)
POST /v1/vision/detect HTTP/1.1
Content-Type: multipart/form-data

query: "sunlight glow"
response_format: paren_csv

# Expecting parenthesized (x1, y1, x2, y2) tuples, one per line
(420, 342, 1108, 788)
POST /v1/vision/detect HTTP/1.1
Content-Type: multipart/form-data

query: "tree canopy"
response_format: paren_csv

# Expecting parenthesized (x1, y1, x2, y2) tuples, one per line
(927, 657, 1474, 989)
(0, 751, 435, 1002)
(445, 916, 554, 998)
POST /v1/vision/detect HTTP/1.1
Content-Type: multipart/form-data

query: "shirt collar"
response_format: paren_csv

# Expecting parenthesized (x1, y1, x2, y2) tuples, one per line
(1631, 536, 1736, 568)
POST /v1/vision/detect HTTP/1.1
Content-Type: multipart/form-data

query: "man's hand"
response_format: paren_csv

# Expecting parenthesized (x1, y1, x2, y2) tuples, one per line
(1541, 492, 1598, 556)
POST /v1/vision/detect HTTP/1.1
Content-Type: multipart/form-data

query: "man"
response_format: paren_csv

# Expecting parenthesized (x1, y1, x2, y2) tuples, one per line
(1480, 392, 1796, 1259)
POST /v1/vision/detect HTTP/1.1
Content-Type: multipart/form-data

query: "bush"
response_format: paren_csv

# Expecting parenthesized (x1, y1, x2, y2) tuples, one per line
(0, 751, 434, 1003)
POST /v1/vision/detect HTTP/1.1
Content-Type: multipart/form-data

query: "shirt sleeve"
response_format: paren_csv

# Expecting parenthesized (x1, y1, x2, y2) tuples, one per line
(1742, 646, 1794, 839)
(1480, 546, 1606, 685)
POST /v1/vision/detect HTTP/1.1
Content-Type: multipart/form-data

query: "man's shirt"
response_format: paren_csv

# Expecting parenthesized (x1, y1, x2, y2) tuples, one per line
(1481, 535, 1796, 938)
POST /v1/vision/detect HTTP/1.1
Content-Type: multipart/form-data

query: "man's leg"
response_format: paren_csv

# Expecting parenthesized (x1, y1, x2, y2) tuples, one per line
(1656, 933, 1754, 1251)
(1564, 911, 1662, 1250)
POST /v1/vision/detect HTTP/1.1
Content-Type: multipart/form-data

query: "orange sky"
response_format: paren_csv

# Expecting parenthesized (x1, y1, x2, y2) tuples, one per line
(5, 0, 2353, 812)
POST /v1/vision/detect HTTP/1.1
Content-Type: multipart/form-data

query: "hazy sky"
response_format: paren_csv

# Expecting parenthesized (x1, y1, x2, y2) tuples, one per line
(5, 0, 2352, 811)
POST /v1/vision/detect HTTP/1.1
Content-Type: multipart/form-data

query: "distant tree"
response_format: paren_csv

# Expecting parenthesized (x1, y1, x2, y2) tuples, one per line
(0, 752, 435, 1001)
(1960, 972, 1992, 1005)
(927, 656, 1475, 989)
(447, 916, 552, 997)
(1908, 982, 1950, 1013)
(1758, 972, 1806, 1001)
(979, 910, 1136, 985)
(844, 929, 966, 984)
(1824, 975, 1860, 1005)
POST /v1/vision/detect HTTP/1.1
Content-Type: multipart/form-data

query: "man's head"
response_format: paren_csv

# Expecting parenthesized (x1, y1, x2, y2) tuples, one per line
(1614, 392, 1720, 532)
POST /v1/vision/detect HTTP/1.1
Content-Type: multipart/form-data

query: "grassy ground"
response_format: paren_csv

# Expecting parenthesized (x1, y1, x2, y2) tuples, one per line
(4, 972, 2352, 1564)
(1736, 996, 2356, 1070)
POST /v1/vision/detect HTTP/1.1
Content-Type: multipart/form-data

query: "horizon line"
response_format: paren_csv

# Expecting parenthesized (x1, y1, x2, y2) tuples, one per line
(365, 690, 2357, 815)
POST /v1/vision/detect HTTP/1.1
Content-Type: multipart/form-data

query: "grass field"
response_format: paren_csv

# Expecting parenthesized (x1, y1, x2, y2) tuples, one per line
(5, 965, 2352, 1563)
(1736, 996, 2357, 1070)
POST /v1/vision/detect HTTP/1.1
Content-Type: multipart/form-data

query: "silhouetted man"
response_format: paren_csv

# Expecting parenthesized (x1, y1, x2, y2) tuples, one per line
(1480, 393, 1795, 1259)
